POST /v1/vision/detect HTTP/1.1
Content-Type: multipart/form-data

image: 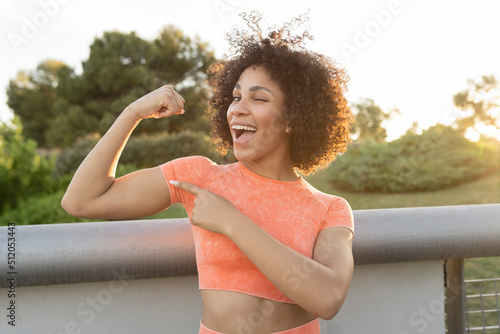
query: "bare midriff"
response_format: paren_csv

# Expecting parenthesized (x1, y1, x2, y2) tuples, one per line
(200, 290, 316, 333)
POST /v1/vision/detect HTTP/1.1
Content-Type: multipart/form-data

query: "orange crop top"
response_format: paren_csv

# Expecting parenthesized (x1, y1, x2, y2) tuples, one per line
(160, 156, 354, 304)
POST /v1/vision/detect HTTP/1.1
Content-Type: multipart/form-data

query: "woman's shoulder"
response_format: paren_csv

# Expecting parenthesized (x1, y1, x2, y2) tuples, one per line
(162, 155, 218, 170)
(169, 155, 215, 164)
(299, 179, 351, 210)
(161, 155, 239, 178)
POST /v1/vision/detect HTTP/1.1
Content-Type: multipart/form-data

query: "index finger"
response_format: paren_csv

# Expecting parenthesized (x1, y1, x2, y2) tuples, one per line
(169, 180, 202, 196)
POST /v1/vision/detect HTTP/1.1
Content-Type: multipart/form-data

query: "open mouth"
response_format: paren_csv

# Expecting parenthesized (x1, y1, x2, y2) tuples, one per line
(232, 125, 257, 139)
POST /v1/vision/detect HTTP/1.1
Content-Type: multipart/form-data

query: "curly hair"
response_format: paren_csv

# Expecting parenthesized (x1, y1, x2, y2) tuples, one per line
(207, 11, 354, 174)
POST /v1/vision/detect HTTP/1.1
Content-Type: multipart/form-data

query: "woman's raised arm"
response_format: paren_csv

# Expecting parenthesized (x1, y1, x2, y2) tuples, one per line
(61, 86, 185, 219)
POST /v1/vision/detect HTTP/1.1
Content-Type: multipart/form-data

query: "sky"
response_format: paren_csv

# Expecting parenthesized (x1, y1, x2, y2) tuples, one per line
(1, 0, 500, 141)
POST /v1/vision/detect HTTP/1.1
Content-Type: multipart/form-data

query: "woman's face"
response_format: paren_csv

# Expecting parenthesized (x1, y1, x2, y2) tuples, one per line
(227, 65, 291, 164)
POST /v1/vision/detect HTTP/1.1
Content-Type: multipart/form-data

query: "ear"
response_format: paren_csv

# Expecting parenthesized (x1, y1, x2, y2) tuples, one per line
(285, 122, 292, 134)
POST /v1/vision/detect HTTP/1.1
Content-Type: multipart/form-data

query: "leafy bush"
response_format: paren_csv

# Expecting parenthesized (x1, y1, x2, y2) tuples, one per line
(328, 125, 499, 193)
(0, 191, 98, 226)
(0, 117, 55, 212)
(120, 131, 224, 167)
(0, 161, 172, 226)
(54, 133, 100, 177)
(55, 131, 228, 176)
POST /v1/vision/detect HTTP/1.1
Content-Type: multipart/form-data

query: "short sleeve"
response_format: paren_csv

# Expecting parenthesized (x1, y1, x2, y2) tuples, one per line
(159, 156, 216, 205)
(322, 197, 354, 235)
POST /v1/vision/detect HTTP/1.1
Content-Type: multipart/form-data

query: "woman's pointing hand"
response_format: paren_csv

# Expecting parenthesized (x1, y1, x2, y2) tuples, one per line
(170, 180, 245, 235)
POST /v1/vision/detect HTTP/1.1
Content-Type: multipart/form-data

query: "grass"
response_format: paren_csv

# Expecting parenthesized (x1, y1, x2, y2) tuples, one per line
(146, 203, 188, 220)
(305, 169, 500, 210)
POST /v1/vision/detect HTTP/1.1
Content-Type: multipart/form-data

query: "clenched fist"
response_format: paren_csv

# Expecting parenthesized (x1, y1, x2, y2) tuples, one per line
(125, 85, 185, 121)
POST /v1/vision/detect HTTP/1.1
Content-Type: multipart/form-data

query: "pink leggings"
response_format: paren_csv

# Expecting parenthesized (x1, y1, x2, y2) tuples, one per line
(199, 318, 320, 334)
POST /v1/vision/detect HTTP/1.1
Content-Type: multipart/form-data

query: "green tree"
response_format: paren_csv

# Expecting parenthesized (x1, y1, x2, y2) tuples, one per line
(453, 75, 500, 135)
(350, 98, 397, 143)
(6, 60, 66, 146)
(7, 26, 216, 148)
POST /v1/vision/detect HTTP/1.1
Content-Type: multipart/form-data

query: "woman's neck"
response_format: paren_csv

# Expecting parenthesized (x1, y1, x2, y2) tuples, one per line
(241, 160, 299, 181)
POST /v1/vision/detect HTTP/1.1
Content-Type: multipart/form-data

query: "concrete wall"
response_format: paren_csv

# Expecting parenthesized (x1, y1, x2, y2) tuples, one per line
(0, 261, 444, 334)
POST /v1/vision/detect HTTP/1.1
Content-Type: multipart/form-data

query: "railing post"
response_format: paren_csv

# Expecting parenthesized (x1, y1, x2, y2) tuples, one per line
(445, 258, 466, 334)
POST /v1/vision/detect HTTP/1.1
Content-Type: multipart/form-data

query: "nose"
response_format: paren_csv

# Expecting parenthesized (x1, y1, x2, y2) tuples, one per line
(229, 99, 250, 117)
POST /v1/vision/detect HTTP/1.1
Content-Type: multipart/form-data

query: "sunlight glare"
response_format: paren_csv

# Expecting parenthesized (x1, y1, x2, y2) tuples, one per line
(465, 123, 500, 142)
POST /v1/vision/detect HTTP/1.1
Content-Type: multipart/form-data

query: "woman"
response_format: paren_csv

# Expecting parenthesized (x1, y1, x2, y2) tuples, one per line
(62, 14, 354, 334)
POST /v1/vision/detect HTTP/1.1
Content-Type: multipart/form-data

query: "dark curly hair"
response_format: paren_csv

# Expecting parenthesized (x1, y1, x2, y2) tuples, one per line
(207, 11, 354, 174)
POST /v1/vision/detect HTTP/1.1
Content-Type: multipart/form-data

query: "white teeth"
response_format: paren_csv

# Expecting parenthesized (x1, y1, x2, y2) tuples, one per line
(231, 125, 257, 132)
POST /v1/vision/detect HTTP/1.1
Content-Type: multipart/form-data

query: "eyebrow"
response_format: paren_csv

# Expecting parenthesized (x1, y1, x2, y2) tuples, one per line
(234, 83, 275, 96)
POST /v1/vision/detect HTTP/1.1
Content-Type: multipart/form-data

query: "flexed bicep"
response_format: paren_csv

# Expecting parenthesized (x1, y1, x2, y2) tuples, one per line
(64, 166, 171, 220)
